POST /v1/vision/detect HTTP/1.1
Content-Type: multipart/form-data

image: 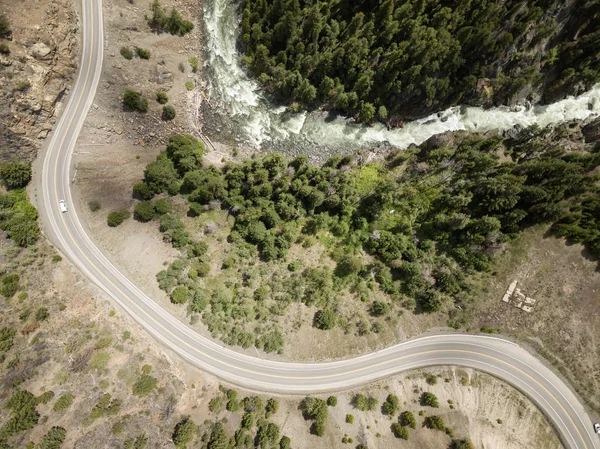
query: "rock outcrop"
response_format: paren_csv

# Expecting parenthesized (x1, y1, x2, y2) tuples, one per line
(0, 0, 78, 163)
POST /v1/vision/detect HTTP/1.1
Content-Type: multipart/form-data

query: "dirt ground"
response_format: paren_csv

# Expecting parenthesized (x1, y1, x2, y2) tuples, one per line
(466, 227, 600, 415)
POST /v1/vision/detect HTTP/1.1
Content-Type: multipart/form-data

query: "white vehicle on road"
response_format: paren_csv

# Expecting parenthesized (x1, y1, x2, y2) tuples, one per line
(594, 423, 600, 434)
(59, 199, 68, 213)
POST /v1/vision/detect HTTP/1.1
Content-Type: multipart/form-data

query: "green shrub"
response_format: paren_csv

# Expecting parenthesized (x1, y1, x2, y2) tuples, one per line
(279, 436, 291, 449)
(369, 301, 389, 317)
(256, 330, 284, 353)
(326, 396, 337, 407)
(132, 374, 158, 396)
(0, 42, 9, 54)
(400, 411, 416, 429)
(107, 210, 130, 227)
(346, 414, 354, 424)
(450, 439, 474, 449)
(353, 394, 377, 411)
(0, 15, 11, 38)
(120, 46, 134, 60)
(3, 390, 39, 436)
(420, 392, 439, 408)
(36, 390, 55, 405)
(391, 423, 408, 439)
(134, 201, 155, 222)
(35, 426, 66, 449)
(147, 0, 194, 36)
(88, 200, 101, 211)
(53, 393, 74, 412)
(424, 415, 445, 431)
(1, 273, 20, 298)
(89, 393, 121, 421)
(208, 396, 222, 413)
(172, 417, 197, 448)
(123, 90, 148, 112)
(135, 47, 150, 59)
(0, 162, 32, 188)
(188, 56, 198, 72)
(382, 394, 399, 416)
(426, 373, 438, 385)
(184, 81, 194, 91)
(156, 91, 169, 104)
(162, 105, 176, 121)
(0, 327, 16, 351)
(313, 309, 335, 330)
(266, 398, 279, 415)
(170, 286, 188, 304)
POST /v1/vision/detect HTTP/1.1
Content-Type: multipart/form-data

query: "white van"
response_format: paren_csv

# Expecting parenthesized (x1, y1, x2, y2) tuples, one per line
(59, 199, 68, 213)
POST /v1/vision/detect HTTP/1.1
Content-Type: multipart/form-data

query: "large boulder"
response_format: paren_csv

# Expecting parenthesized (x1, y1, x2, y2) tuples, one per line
(582, 117, 600, 143)
(31, 42, 53, 60)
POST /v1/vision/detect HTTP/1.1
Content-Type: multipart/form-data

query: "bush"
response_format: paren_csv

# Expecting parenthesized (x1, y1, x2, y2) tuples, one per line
(188, 56, 198, 72)
(35, 426, 66, 449)
(123, 90, 148, 112)
(162, 105, 176, 121)
(172, 417, 197, 448)
(256, 330, 284, 353)
(0, 327, 16, 352)
(353, 394, 377, 411)
(424, 415, 445, 431)
(171, 286, 188, 304)
(0, 15, 10, 38)
(52, 393, 74, 412)
(13, 80, 31, 92)
(1, 273, 20, 298)
(88, 200, 101, 211)
(35, 307, 49, 322)
(156, 91, 169, 104)
(279, 436, 291, 449)
(346, 414, 354, 424)
(107, 210, 130, 227)
(382, 394, 399, 416)
(420, 392, 439, 408)
(134, 201, 155, 222)
(185, 81, 194, 91)
(153, 198, 170, 215)
(266, 398, 279, 415)
(313, 309, 336, 330)
(400, 411, 416, 429)
(120, 46, 134, 60)
(89, 394, 121, 421)
(327, 396, 337, 407)
(0, 162, 32, 188)
(391, 423, 408, 439)
(135, 47, 151, 59)
(147, 0, 194, 36)
(132, 374, 158, 396)
(370, 301, 389, 317)
(426, 373, 438, 385)
(450, 439, 474, 449)
(0, 42, 9, 54)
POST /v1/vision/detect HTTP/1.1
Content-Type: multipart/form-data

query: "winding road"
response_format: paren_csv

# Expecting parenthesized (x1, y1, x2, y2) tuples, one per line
(36, 0, 599, 448)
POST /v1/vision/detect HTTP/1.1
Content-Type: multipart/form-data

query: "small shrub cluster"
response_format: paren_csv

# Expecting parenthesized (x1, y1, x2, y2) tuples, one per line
(52, 393, 74, 412)
(120, 46, 134, 60)
(353, 394, 378, 412)
(162, 105, 176, 121)
(135, 47, 150, 59)
(107, 210, 131, 227)
(420, 392, 439, 408)
(88, 393, 121, 421)
(147, 0, 194, 36)
(300, 397, 328, 437)
(0, 187, 40, 247)
(0, 162, 31, 188)
(156, 91, 169, 104)
(123, 90, 148, 112)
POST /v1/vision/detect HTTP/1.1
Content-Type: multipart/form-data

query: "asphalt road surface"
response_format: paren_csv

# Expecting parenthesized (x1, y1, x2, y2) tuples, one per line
(37, 0, 599, 448)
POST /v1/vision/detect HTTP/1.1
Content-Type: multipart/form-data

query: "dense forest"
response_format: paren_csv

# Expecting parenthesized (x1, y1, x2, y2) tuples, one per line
(131, 127, 599, 350)
(239, 0, 600, 122)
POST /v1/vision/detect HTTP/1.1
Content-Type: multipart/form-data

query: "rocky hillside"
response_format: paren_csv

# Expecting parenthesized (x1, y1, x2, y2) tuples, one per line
(0, 0, 78, 163)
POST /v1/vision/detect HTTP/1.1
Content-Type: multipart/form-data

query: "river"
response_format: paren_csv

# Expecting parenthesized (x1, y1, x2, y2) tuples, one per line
(202, 0, 600, 155)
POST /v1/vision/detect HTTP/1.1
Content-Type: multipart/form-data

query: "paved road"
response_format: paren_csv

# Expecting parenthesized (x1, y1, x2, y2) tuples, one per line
(37, 0, 598, 448)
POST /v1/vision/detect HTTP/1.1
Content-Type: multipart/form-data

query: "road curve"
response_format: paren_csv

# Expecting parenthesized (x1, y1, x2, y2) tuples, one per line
(37, 0, 597, 448)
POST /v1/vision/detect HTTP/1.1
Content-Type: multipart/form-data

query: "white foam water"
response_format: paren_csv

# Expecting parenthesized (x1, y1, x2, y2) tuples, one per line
(203, 0, 600, 150)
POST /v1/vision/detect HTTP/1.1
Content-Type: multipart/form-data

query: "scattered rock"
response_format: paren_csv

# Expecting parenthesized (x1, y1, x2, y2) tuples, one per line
(582, 117, 600, 143)
(31, 42, 54, 60)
